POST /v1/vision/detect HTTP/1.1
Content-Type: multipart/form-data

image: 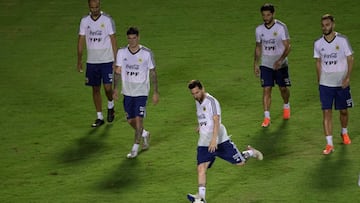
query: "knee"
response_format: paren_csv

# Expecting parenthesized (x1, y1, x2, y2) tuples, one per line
(340, 110, 348, 116)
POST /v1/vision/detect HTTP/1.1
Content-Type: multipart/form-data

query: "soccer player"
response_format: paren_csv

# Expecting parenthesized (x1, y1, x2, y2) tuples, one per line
(253, 3, 291, 127)
(113, 27, 159, 158)
(77, 0, 118, 127)
(187, 80, 263, 203)
(313, 14, 354, 155)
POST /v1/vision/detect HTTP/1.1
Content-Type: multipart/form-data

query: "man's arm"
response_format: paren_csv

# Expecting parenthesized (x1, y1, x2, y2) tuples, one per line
(110, 34, 117, 64)
(150, 68, 159, 104)
(315, 58, 321, 83)
(254, 42, 262, 77)
(274, 39, 291, 69)
(209, 115, 220, 153)
(77, 35, 85, 72)
(343, 55, 354, 88)
(112, 66, 121, 100)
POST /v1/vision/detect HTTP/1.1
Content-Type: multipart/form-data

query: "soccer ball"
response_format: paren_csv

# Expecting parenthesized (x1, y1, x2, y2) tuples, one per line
(193, 198, 205, 203)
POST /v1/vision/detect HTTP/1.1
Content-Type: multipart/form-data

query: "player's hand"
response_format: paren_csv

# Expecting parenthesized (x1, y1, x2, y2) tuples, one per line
(208, 139, 217, 153)
(342, 77, 350, 88)
(77, 62, 83, 73)
(273, 60, 282, 70)
(112, 89, 119, 101)
(152, 92, 159, 105)
(254, 66, 260, 77)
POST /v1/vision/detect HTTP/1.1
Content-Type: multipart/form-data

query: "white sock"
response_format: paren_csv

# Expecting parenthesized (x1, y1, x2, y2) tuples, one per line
(108, 100, 114, 109)
(198, 186, 206, 199)
(283, 103, 290, 109)
(342, 128, 348, 134)
(142, 129, 149, 137)
(326, 135, 333, 146)
(264, 111, 270, 118)
(132, 144, 139, 152)
(97, 112, 104, 120)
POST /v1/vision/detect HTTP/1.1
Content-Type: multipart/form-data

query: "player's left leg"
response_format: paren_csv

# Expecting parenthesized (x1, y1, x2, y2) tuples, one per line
(101, 62, 115, 122)
(276, 66, 291, 120)
(335, 86, 353, 145)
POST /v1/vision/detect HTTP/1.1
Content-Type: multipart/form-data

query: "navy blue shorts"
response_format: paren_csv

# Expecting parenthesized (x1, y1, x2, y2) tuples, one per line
(123, 95, 148, 119)
(197, 140, 245, 168)
(319, 85, 353, 110)
(85, 62, 113, 86)
(260, 65, 291, 87)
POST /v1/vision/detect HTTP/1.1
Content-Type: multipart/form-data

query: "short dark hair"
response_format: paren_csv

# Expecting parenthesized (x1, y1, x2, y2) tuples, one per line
(188, 80, 203, 90)
(127, 27, 139, 36)
(260, 3, 275, 13)
(321, 14, 335, 22)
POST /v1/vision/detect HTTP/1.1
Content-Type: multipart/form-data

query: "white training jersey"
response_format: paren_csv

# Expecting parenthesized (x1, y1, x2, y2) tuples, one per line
(79, 12, 115, 64)
(116, 45, 155, 96)
(255, 19, 290, 69)
(314, 32, 353, 87)
(195, 93, 229, 146)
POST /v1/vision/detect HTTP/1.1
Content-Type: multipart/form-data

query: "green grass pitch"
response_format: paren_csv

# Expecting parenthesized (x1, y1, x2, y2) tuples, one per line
(0, 0, 360, 202)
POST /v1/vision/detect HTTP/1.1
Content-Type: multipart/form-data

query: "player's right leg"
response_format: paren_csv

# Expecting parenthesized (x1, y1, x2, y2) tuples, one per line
(319, 85, 335, 154)
(86, 63, 104, 127)
(260, 66, 274, 127)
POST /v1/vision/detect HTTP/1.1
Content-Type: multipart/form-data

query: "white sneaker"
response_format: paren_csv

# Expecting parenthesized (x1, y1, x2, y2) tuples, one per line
(142, 131, 150, 150)
(126, 150, 138, 159)
(248, 145, 263, 160)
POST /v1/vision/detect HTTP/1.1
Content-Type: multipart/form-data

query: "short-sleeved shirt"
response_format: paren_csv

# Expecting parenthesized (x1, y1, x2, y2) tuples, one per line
(79, 12, 116, 64)
(116, 45, 155, 97)
(314, 32, 354, 87)
(195, 93, 229, 146)
(255, 19, 290, 69)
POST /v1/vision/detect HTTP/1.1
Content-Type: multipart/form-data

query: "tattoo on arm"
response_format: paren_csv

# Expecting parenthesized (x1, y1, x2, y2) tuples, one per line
(150, 69, 158, 93)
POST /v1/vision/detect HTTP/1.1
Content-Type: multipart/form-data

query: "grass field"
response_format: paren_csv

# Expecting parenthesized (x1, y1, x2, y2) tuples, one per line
(1, 0, 360, 202)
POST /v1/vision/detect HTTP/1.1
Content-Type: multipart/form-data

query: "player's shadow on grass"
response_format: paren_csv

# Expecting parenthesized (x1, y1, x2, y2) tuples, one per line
(59, 124, 112, 163)
(310, 145, 349, 190)
(97, 158, 141, 191)
(249, 120, 291, 160)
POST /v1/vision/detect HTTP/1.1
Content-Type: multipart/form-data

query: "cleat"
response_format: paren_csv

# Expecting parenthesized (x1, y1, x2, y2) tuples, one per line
(91, 119, 104, 127)
(187, 193, 206, 203)
(283, 108, 290, 120)
(261, 117, 270, 127)
(248, 145, 263, 160)
(107, 108, 115, 122)
(126, 150, 138, 159)
(142, 131, 151, 150)
(341, 133, 351, 145)
(322, 144, 334, 155)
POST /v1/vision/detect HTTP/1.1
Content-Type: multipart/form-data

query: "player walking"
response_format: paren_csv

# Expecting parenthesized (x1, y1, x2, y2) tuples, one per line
(313, 14, 354, 154)
(253, 3, 291, 127)
(77, 0, 118, 127)
(113, 27, 159, 158)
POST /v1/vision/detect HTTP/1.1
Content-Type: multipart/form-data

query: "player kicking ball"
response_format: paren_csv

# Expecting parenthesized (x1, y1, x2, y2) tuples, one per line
(187, 80, 263, 203)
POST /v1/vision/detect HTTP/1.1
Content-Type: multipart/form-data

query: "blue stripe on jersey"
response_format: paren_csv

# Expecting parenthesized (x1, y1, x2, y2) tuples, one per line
(275, 20, 290, 39)
(337, 33, 354, 53)
(207, 95, 218, 116)
(141, 46, 156, 67)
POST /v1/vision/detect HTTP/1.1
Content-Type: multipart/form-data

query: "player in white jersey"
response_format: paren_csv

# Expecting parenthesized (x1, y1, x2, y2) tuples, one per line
(113, 27, 159, 158)
(313, 14, 354, 155)
(254, 3, 291, 127)
(77, 0, 118, 127)
(187, 80, 263, 203)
